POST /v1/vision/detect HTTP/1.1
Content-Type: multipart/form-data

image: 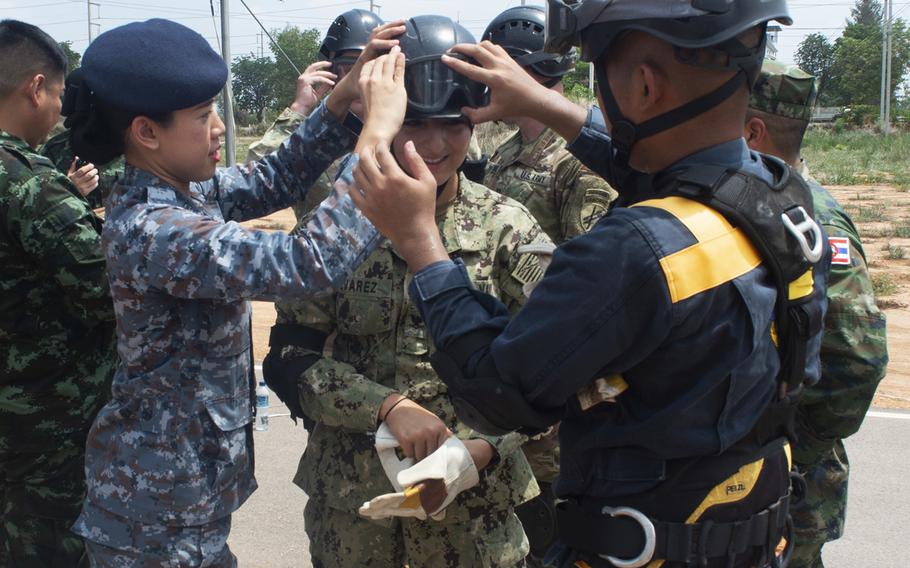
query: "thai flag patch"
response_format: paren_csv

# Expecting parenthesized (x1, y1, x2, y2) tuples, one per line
(830, 237, 851, 265)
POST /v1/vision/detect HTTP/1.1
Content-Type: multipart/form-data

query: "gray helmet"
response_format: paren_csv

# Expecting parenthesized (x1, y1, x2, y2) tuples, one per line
(399, 15, 489, 119)
(319, 9, 383, 63)
(483, 5, 575, 80)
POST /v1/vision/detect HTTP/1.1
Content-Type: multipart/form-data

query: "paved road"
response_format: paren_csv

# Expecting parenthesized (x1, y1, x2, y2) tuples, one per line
(229, 398, 910, 567)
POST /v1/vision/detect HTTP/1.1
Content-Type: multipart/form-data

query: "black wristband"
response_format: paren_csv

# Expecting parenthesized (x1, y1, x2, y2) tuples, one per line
(381, 396, 409, 422)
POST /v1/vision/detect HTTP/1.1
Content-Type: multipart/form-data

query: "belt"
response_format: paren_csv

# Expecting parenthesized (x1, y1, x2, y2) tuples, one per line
(556, 494, 789, 568)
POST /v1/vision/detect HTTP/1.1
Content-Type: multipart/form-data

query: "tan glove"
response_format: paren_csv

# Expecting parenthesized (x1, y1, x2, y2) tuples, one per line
(359, 423, 479, 521)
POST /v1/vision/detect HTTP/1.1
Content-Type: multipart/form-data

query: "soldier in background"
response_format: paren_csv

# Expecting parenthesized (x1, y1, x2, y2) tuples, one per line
(264, 16, 544, 567)
(0, 20, 115, 566)
(744, 60, 889, 568)
(482, 5, 617, 245)
(247, 8, 383, 221)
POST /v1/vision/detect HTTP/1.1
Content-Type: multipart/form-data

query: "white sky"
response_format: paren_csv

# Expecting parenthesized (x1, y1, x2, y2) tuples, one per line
(2, 0, 908, 67)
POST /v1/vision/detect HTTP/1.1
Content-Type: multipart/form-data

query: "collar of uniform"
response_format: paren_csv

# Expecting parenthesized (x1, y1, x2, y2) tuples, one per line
(0, 129, 32, 153)
(119, 164, 207, 210)
(668, 137, 775, 186)
(386, 172, 487, 259)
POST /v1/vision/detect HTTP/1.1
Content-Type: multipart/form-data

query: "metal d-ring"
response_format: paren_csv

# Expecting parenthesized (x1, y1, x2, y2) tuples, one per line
(597, 506, 657, 568)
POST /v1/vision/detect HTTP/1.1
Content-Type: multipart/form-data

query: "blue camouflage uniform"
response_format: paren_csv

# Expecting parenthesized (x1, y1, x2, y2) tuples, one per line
(409, 109, 829, 566)
(72, 100, 380, 564)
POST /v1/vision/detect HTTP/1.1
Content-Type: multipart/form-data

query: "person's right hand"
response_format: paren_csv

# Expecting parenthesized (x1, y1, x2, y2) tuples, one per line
(326, 20, 406, 118)
(67, 157, 99, 197)
(289, 61, 337, 116)
(380, 395, 452, 461)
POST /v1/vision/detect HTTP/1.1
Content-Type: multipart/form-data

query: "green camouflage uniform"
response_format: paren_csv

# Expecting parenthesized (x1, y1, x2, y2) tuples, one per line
(0, 130, 116, 566)
(751, 61, 889, 568)
(40, 130, 126, 210)
(276, 174, 549, 567)
(484, 127, 617, 246)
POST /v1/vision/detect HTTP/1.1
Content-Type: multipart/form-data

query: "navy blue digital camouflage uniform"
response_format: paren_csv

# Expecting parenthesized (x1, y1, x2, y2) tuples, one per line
(72, 100, 380, 565)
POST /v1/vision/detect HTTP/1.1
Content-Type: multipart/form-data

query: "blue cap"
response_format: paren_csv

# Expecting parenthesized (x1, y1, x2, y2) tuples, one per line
(82, 18, 227, 114)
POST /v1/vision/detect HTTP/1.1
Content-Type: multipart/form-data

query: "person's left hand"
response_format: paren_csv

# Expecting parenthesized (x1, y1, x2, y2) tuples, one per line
(288, 61, 336, 116)
(326, 19, 406, 118)
(67, 157, 99, 197)
(350, 142, 447, 272)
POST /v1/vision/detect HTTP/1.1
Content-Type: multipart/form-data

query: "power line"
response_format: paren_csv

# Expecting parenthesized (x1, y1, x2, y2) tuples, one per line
(236, 0, 300, 74)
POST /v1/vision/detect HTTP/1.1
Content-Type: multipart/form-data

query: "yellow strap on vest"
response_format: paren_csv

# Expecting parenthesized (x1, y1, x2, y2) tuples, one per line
(632, 197, 763, 303)
(788, 269, 814, 300)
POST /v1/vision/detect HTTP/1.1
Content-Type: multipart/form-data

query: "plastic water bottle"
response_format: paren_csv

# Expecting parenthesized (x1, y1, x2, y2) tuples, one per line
(255, 380, 269, 431)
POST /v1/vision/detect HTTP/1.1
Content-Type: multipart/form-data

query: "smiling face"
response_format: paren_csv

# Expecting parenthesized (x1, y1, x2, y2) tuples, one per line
(392, 118, 472, 188)
(153, 99, 225, 183)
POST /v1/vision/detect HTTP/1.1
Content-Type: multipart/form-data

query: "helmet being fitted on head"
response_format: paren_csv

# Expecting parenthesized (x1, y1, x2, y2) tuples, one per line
(319, 9, 383, 66)
(483, 5, 575, 83)
(398, 15, 489, 120)
(543, 0, 792, 173)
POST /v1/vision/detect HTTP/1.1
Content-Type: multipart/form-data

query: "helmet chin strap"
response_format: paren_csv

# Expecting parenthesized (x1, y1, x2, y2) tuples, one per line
(595, 29, 767, 179)
(595, 63, 748, 176)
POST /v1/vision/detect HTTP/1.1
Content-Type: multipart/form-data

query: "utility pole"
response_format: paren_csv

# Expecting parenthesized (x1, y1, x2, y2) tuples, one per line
(87, 0, 100, 43)
(221, 0, 236, 166)
(884, 0, 893, 134)
(880, 0, 893, 133)
(370, 0, 381, 15)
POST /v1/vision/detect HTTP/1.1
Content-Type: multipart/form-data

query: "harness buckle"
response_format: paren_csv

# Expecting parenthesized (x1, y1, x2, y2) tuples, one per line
(597, 506, 656, 568)
(781, 206, 823, 263)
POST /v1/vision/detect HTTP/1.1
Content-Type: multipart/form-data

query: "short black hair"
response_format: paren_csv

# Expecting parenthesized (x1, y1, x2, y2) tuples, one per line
(746, 107, 809, 164)
(0, 20, 68, 98)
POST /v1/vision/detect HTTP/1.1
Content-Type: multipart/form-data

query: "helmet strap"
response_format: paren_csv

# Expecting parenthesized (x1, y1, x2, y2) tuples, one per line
(595, 62, 747, 172)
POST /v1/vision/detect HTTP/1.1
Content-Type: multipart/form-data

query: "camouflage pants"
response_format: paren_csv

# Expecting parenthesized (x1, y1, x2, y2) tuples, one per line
(304, 499, 529, 568)
(789, 440, 849, 568)
(0, 443, 89, 567)
(73, 500, 235, 568)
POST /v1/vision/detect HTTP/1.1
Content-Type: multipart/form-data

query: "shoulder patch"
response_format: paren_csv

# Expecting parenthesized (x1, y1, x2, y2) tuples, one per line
(511, 251, 544, 286)
(829, 236, 851, 265)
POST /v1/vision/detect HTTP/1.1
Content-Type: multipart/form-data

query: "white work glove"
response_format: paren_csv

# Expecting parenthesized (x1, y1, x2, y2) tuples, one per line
(359, 423, 480, 521)
(517, 242, 556, 297)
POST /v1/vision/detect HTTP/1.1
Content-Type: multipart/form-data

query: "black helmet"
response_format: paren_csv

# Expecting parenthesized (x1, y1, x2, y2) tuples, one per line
(483, 5, 575, 79)
(319, 9, 383, 62)
(399, 15, 489, 120)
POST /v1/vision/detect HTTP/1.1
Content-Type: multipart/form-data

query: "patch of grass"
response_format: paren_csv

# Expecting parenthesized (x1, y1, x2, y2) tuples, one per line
(872, 273, 899, 296)
(846, 203, 889, 222)
(802, 130, 910, 188)
(893, 221, 910, 238)
(475, 121, 518, 156)
(883, 243, 907, 260)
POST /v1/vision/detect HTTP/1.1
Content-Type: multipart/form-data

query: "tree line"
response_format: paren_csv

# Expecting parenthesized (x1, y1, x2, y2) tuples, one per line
(796, 0, 909, 113)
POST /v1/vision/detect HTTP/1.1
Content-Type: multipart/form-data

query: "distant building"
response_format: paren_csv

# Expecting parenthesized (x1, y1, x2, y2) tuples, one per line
(767, 25, 781, 60)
